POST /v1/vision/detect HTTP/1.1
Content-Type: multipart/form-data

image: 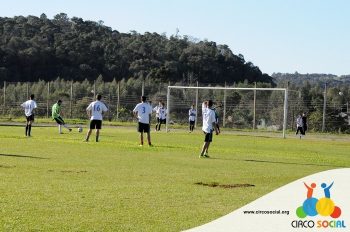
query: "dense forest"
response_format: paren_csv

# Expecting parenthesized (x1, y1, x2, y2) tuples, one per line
(272, 72, 350, 86)
(0, 13, 272, 84)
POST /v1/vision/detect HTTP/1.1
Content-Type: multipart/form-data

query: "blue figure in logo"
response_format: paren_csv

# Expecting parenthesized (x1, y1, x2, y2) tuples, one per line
(321, 181, 334, 198)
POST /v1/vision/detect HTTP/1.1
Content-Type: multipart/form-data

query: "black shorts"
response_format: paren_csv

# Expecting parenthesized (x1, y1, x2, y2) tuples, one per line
(138, 122, 150, 133)
(204, 131, 213, 142)
(159, 118, 166, 124)
(54, 116, 65, 125)
(90, 120, 102, 129)
(26, 114, 34, 122)
(189, 120, 195, 125)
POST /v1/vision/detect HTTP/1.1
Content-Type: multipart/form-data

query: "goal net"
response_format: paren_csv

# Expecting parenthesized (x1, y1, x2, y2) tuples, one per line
(165, 85, 288, 138)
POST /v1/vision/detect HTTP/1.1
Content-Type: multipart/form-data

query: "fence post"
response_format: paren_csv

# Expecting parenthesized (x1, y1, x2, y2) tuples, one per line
(3, 81, 6, 115)
(108, 92, 111, 121)
(141, 78, 145, 96)
(195, 81, 199, 128)
(117, 82, 120, 119)
(253, 82, 256, 130)
(70, 81, 73, 118)
(93, 80, 96, 100)
(322, 83, 327, 132)
(26, 82, 29, 99)
(166, 86, 170, 132)
(282, 82, 289, 139)
(223, 82, 227, 127)
(46, 82, 50, 118)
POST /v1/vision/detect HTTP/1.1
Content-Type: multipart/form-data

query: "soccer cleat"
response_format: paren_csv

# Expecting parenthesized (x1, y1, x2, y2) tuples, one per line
(148, 143, 153, 147)
(139, 144, 143, 147)
(203, 153, 210, 158)
(69, 128, 72, 132)
(199, 154, 203, 158)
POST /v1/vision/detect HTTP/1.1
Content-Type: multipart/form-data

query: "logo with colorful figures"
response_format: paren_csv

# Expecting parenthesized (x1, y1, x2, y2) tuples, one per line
(296, 181, 342, 219)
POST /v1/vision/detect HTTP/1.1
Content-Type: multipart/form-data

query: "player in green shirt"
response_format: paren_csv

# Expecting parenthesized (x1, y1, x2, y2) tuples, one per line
(52, 100, 72, 134)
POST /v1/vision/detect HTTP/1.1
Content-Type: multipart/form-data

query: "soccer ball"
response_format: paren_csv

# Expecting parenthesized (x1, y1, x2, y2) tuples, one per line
(78, 127, 83, 133)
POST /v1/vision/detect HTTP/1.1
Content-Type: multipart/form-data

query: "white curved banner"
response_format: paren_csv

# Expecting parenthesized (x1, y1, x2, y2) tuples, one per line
(184, 168, 350, 232)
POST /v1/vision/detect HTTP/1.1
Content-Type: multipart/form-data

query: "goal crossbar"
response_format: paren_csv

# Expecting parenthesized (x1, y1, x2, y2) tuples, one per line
(166, 85, 288, 138)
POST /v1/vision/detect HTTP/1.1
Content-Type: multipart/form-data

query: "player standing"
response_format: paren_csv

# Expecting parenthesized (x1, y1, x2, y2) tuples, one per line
(302, 112, 308, 136)
(200, 100, 219, 158)
(21, 94, 37, 137)
(156, 102, 167, 131)
(153, 101, 161, 131)
(133, 96, 153, 146)
(85, 94, 108, 142)
(52, 100, 72, 134)
(295, 113, 303, 139)
(188, 104, 196, 132)
(213, 106, 221, 134)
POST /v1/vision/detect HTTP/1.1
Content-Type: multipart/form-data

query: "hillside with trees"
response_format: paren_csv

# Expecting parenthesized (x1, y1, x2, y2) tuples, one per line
(0, 13, 272, 84)
(272, 72, 350, 86)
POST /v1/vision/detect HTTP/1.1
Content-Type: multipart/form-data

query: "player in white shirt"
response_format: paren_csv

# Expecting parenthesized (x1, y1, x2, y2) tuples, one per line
(154, 101, 167, 131)
(21, 94, 37, 137)
(295, 113, 304, 139)
(200, 100, 219, 158)
(153, 101, 161, 131)
(85, 94, 108, 142)
(133, 96, 153, 146)
(188, 104, 196, 132)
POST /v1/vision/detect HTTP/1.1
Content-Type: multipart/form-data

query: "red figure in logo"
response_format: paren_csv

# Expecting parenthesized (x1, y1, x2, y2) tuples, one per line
(304, 182, 316, 198)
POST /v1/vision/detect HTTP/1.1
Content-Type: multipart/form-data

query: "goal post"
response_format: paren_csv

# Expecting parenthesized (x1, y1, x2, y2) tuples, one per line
(166, 86, 288, 138)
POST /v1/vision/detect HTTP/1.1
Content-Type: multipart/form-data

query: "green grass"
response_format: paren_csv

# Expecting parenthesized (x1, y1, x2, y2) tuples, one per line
(0, 125, 349, 231)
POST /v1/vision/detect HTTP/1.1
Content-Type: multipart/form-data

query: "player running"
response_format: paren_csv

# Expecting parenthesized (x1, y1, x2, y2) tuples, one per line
(21, 94, 37, 137)
(200, 100, 219, 158)
(188, 104, 196, 132)
(85, 94, 108, 142)
(133, 96, 153, 146)
(52, 100, 72, 134)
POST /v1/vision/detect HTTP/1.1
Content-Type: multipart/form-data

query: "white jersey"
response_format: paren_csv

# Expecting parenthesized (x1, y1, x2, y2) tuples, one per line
(158, 107, 167, 120)
(86, 100, 108, 120)
(202, 108, 216, 133)
(153, 105, 160, 118)
(21, 100, 37, 116)
(189, 108, 196, 121)
(296, 116, 303, 127)
(134, 102, 152, 124)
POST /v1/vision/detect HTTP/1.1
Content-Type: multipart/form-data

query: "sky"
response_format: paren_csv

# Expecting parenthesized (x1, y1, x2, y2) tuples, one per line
(0, 0, 349, 75)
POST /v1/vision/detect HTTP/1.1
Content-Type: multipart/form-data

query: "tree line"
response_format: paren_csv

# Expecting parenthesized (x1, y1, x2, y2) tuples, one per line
(0, 13, 272, 84)
(1, 77, 349, 133)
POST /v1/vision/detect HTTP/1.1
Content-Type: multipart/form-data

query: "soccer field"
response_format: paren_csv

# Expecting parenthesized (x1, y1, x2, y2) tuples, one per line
(1, 125, 349, 231)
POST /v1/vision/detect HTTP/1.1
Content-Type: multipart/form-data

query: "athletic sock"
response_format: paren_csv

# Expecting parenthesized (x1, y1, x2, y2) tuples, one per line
(59, 125, 62, 134)
(25, 125, 28, 136)
(28, 125, 32, 136)
(96, 136, 99, 142)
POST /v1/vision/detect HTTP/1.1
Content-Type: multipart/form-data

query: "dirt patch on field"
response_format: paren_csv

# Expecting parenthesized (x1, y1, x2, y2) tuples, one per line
(0, 164, 15, 168)
(195, 182, 255, 189)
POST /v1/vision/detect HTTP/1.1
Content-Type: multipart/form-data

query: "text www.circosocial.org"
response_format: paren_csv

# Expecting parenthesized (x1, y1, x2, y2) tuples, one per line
(243, 210, 290, 215)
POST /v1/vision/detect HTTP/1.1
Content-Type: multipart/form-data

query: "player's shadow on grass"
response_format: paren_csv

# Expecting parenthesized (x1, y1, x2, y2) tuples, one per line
(0, 153, 48, 159)
(244, 159, 346, 168)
